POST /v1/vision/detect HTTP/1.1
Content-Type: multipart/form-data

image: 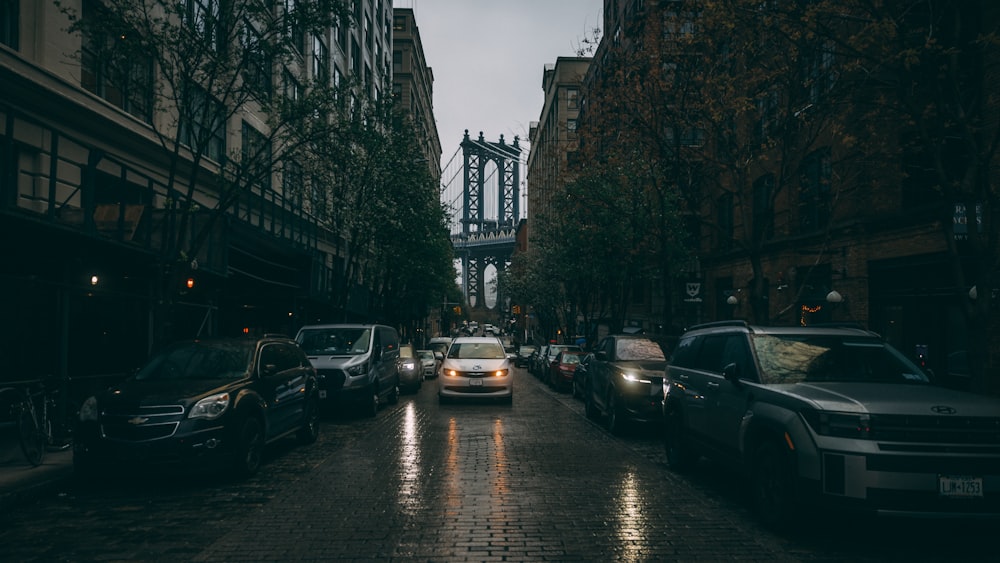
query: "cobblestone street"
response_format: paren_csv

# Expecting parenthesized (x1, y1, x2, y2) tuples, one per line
(0, 369, 996, 561)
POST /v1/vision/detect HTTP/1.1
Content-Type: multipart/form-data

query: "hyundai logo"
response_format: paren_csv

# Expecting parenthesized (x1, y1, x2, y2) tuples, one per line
(931, 405, 957, 415)
(473, 364, 482, 370)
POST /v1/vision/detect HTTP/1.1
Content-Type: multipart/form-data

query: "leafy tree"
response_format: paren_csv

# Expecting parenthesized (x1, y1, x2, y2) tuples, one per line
(57, 0, 352, 343)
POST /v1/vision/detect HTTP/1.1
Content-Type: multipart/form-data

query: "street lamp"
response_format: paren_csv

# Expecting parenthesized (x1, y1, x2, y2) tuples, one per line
(826, 290, 844, 303)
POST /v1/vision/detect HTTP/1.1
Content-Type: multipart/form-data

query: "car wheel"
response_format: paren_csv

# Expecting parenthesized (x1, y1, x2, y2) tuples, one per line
(234, 417, 264, 479)
(663, 413, 697, 472)
(296, 397, 320, 445)
(752, 441, 798, 529)
(606, 391, 628, 435)
(365, 385, 380, 417)
(387, 380, 400, 405)
(584, 385, 600, 420)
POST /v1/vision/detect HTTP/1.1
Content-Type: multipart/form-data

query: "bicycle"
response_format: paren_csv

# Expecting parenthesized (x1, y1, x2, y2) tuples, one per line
(2, 383, 47, 467)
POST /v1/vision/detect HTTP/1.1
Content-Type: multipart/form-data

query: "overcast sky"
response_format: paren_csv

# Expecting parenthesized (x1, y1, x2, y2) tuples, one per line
(393, 0, 604, 175)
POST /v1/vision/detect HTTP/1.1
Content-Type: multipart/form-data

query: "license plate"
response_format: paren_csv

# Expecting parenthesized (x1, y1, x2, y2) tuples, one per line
(470, 379, 483, 387)
(319, 390, 327, 399)
(939, 475, 983, 498)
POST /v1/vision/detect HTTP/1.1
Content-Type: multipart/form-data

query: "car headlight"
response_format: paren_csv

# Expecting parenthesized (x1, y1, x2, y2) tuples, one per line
(79, 396, 98, 422)
(492, 369, 509, 377)
(345, 363, 367, 377)
(801, 409, 872, 439)
(444, 369, 459, 377)
(402, 362, 416, 370)
(621, 372, 652, 384)
(189, 392, 230, 420)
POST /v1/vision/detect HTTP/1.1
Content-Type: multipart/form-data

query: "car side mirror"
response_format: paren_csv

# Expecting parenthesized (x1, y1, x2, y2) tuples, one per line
(722, 362, 740, 383)
(261, 363, 278, 377)
(434, 352, 443, 360)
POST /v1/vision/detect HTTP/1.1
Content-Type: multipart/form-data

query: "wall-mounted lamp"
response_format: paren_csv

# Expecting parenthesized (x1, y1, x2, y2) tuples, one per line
(826, 290, 844, 303)
(726, 294, 739, 305)
(90, 275, 99, 286)
(969, 285, 978, 300)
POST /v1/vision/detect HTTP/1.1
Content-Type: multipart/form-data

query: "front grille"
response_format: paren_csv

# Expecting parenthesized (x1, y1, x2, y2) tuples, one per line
(100, 404, 184, 442)
(873, 414, 1000, 445)
(316, 369, 347, 390)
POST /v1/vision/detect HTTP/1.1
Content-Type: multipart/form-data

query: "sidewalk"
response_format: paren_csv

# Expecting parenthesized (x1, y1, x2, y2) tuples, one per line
(0, 438, 74, 509)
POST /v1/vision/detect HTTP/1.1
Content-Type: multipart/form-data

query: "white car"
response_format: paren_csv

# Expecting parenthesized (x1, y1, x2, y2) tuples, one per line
(438, 337, 513, 403)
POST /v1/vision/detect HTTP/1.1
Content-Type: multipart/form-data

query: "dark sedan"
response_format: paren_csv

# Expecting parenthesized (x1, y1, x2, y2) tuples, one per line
(73, 335, 320, 479)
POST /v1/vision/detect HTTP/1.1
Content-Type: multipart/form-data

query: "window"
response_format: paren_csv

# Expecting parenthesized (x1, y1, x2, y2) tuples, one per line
(803, 40, 836, 103)
(717, 192, 734, 251)
(755, 90, 779, 143)
(393, 49, 402, 73)
(799, 148, 831, 233)
(393, 15, 406, 32)
(81, 2, 153, 122)
(284, 161, 303, 206)
(282, 70, 302, 103)
(0, 0, 18, 49)
(179, 83, 227, 163)
(566, 119, 578, 135)
(242, 121, 272, 191)
(283, 0, 305, 53)
(185, 0, 222, 52)
(242, 21, 272, 99)
(753, 174, 774, 241)
(567, 87, 579, 109)
(313, 35, 329, 85)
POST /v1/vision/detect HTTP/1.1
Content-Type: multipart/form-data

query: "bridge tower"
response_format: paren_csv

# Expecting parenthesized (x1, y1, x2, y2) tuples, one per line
(455, 130, 521, 313)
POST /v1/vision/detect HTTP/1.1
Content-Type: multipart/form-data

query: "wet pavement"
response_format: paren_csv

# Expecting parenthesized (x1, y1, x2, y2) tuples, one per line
(0, 370, 997, 561)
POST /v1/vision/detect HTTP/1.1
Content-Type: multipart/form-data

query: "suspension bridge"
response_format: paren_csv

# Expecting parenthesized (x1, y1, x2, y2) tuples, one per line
(440, 130, 526, 312)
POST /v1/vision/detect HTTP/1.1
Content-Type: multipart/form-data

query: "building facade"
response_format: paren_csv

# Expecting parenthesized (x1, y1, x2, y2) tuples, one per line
(0, 0, 405, 395)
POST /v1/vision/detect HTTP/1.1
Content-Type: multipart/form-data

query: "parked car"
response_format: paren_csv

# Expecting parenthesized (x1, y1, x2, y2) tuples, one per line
(514, 345, 536, 368)
(584, 335, 666, 434)
(295, 324, 400, 417)
(539, 344, 583, 382)
(397, 344, 423, 393)
(661, 320, 1000, 527)
(549, 350, 587, 392)
(529, 345, 550, 378)
(73, 335, 320, 479)
(418, 349, 439, 379)
(572, 353, 594, 400)
(428, 336, 453, 360)
(438, 336, 513, 404)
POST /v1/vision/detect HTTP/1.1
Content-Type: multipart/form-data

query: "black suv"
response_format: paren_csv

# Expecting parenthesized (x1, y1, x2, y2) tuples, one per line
(74, 335, 320, 479)
(662, 321, 1000, 526)
(584, 334, 667, 433)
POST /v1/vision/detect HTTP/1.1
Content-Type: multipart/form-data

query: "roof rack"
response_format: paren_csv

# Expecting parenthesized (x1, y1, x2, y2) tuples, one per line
(686, 320, 749, 331)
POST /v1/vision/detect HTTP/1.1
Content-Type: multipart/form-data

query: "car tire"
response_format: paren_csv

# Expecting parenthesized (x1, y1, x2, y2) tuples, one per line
(387, 380, 400, 405)
(234, 417, 264, 479)
(663, 413, 697, 472)
(365, 385, 380, 418)
(296, 396, 320, 445)
(584, 385, 600, 420)
(752, 441, 799, 529)
(606, 391, 628, 435)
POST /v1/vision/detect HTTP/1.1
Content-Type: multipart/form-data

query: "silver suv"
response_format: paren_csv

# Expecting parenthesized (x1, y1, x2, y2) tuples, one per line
(662, 321, 1000, 526)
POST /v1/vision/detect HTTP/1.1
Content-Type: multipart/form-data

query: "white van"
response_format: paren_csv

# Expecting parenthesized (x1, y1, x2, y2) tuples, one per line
(295, 324, 400, 417)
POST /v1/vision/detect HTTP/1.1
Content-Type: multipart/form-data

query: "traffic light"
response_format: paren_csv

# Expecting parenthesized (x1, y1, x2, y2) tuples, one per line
(453, 306, 461, 315)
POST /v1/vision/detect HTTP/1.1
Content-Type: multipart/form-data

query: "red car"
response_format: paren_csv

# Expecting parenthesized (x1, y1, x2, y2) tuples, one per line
(548, 350, 586, 392)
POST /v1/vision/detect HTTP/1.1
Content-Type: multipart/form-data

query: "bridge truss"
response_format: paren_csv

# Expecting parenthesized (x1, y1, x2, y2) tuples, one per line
(442, 130, 523, 312)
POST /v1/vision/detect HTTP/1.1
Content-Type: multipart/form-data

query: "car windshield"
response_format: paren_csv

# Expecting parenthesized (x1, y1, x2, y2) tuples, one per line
(616, 339, 666, 361)
(418, 350, 434, 360)
(399, 346, 416, 358)
(751, 334, 931, 385)
(519, 346, 536, 355)
(448, 342, 506, 359)
(561, 353, 585, 365)
(136, 341, 253, 381)
(297, 328, 371, 355)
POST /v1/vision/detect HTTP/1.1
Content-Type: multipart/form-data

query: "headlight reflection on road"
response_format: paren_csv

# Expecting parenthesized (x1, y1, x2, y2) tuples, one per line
(614, 468, 647, 563)
(396, 402, 423, 514)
